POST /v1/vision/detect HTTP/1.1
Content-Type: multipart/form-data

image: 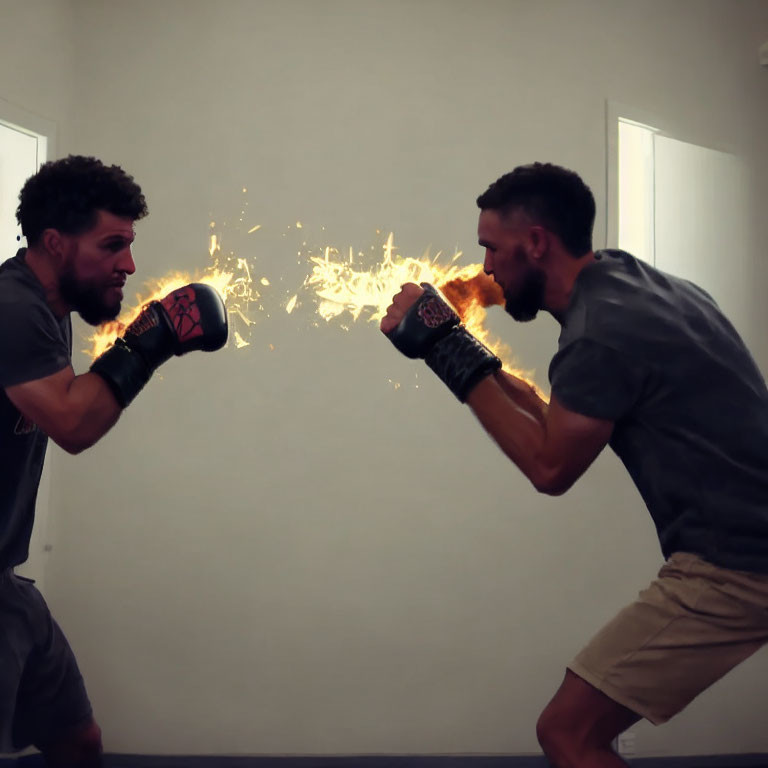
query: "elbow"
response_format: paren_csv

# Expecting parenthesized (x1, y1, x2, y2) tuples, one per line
(47, 415, 98, 455)
(536, 482, 571, 497)
(53, 435, 91, 455)
(531, 478, 571, 496)
(529, 467, 575, 496)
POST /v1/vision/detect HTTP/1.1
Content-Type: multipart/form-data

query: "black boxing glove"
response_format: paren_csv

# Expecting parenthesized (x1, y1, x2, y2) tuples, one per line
(387, 283, 461, 358)
(90, 282, 228, 407)
(386, 283, 502, 402)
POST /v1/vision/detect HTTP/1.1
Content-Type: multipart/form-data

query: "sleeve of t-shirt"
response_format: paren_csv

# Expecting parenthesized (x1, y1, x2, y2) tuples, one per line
(0, 299, 71, 388)
(548, 338, 647, 421)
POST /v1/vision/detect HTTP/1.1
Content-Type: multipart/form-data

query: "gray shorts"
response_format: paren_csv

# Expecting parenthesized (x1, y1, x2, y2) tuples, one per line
(0, 570, 93, 752)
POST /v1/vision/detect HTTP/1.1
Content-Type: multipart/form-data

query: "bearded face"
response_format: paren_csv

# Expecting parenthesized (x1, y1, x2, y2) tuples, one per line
(55, 211, 135, 326)
(59, 259, 123, 326)
(504, 260, 547, 322)
(479, 209, 549, 323)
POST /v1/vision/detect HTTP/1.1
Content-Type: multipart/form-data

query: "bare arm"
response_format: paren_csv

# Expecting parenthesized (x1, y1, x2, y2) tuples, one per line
(466, 373, 613, 495)
(6, 366, 122, 455)
(493, 369, 549, 426)
(380, 281, 613, 494)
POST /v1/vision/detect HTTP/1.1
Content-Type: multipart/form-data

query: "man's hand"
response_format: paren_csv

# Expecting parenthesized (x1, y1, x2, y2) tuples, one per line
(379, 282, 461, 359)
(379, 282, 501, 402)
(379, 282, 425, 335)
(90, 282, 228, 407)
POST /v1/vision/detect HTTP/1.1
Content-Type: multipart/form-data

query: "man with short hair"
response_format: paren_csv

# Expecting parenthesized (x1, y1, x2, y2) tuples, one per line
(381, 162, 768, 768)
(0, 155, 228, 765)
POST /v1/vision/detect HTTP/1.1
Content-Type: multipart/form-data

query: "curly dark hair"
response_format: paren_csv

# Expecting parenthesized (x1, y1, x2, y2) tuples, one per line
(16, 155, 148, 245)
(476, 163, 595, 256)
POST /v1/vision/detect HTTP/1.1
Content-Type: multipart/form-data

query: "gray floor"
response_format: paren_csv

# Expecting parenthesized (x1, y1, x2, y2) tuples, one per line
(4, 754, 768, 768)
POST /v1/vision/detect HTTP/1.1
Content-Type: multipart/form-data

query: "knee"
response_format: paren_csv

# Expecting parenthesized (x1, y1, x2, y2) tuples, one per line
(43, 718, 103, 767)
(537, 704, 571, 765)
(537, 700, 598, 768)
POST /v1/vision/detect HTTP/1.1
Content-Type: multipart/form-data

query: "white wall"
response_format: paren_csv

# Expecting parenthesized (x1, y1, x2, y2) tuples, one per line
(3, 0, 768, 758)
(0, 0, 73, 142)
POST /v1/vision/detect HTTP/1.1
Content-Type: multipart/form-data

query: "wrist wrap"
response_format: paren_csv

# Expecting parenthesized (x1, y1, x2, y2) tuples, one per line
(90, 283, 228, 409)
(424, 326, 502, 402)
(90, 301, 175, 408)
(90, 338, 154, 407)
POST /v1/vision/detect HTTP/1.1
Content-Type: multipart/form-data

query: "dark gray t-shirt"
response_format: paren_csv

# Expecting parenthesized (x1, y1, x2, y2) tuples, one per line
(0, 249, 71, 569)
(549, 249, 768, 573)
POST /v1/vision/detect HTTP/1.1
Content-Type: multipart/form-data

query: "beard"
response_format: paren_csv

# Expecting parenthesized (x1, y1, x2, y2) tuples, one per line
(504, 266, 546, 322)
(60, 265, 121, 326)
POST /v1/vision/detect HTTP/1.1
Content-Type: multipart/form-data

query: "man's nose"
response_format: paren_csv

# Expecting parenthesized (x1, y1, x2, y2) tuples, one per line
(119, 248, 136, 275)
(483, 250, 493, 275)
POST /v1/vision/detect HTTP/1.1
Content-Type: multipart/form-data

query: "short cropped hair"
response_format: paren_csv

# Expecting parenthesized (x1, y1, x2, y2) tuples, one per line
(476, 163, 595, 256)
(17, 155, 148, 245)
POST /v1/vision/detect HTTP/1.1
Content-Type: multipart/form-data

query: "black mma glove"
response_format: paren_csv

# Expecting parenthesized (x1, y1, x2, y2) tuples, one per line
(385, 283, 501, 402)
(91, 282, 228, 407)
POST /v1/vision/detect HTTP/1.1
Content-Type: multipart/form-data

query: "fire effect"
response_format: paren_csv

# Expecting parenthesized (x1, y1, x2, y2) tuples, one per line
(305, 232, 525, 372)
(85, 233, 259, 358)
(85, 225, 537, 388)
(85, 270, 234, 359)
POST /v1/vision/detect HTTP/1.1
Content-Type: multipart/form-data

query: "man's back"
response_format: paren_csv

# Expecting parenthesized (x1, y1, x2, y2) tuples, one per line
(0, 250, 71, 569)
(550, 249, 768, 572)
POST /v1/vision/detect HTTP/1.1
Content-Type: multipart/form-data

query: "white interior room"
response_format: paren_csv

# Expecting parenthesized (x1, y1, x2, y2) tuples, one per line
(1, 0, 768, 760)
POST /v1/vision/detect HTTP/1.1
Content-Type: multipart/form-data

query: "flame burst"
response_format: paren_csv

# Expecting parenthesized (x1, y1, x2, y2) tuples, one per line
(85, 234, 257, 358)
(85, 225, 535, 387)
(305, 232, 528, 373)
(85, 271, 235, 359)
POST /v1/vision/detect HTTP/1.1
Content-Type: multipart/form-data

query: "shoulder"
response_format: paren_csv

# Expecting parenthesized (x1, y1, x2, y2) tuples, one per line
(0, 287, 56, 331)
(559, 250, 657, 348)
(0, 253, 41, 300)
(0, 272, 65, 359)
(573, 249, 648, 304)
(0, 253, 53, 317)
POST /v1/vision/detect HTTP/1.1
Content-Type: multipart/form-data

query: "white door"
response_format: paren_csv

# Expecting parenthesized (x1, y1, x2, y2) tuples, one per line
(0, 122, 41, 259)
(653, 135, 753, 343)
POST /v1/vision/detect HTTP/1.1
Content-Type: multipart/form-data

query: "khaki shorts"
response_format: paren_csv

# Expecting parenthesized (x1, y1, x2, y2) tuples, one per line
(568, 551, 768, 725)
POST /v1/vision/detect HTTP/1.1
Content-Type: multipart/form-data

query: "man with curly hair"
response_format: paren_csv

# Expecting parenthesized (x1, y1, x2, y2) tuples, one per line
(0, 156, 228, 766)
(381, 162, 768, 768)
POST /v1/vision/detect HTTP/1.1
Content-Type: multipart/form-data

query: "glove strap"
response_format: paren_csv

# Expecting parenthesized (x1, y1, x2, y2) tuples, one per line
(425, 326, 502, 402)
(90, 339, 152, 408)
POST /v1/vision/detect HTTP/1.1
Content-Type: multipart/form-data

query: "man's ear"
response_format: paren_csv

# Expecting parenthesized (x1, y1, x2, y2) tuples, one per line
(528, 225, 550, 261)
(40, 229, 67, 261)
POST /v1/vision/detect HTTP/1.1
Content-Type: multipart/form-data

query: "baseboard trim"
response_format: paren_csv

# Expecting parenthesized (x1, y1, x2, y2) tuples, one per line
(3, 753, 768, 767)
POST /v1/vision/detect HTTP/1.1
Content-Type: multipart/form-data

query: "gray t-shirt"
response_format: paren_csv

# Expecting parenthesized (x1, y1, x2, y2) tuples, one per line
(0, 249, 71, 569)
(549, 249, 768, 573)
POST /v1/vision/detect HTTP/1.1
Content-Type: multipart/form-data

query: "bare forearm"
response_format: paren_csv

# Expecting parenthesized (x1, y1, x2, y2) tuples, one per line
(466, 375, 613, 495)
(7, 368, 123, 455)
(57, 372, 123, 453)
(466, 375, 555, 491)
(378, 280, 611, 495)
(493, 370, 549, 425)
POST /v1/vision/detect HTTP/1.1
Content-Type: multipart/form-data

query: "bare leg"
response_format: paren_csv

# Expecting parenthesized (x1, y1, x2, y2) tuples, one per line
(537, 669, 642, 768)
